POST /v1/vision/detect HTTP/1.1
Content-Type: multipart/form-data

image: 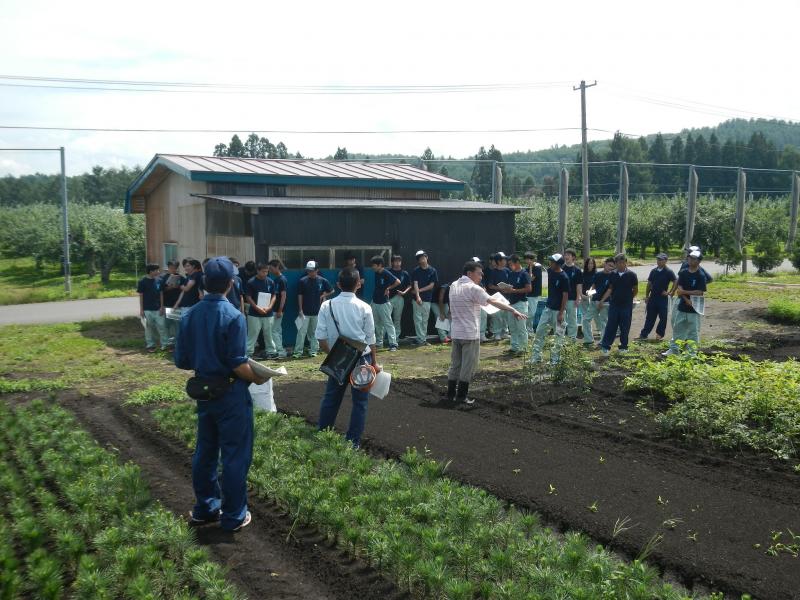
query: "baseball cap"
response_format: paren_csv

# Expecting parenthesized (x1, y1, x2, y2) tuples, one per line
(415, 250, 427, 258)
(203, 256, 235, 282)
(495, 251, 508, 259)
(549, 253, 565, 265)
(689, 250, 702, 260)
(688, 245, 700, 252)
(471, 256, 482, 263)
(305, 260, 317, 270)
(656, 252, 668, 260)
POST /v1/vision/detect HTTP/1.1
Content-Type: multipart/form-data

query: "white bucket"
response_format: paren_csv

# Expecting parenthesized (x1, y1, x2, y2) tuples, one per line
(370, 370, 392, 399)
(249, 380, 275, 412)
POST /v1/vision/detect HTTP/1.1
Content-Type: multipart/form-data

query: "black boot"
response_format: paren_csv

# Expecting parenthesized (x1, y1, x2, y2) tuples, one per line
(456, 381, 476, 409)
(446, 380, 457, 405)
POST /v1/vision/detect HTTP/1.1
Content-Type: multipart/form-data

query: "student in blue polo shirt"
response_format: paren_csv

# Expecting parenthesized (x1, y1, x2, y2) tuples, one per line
(486, 251, 511, 340)
(345, 255, 366, 299)
(584, 257, 614, 346)
(672, 245, 713, 329)
(665, 250, 707, 356)
(579, 257, 598, 345)
(370, 256, 400, 351)
(175, 259, 203, 309)
(639, 253, 677, 341)
(293, 261, 334, 358)
(562, 249, 583, 340)
(530, 254, 569, 364)
(432, 282, 451, 343)
(506, 254, 532, 355)
(138, 263, 168, 352)
(411, 250, 438, 345)
(387, 255, 411, 340)
(599, 254, 639, 354)
(245, 263, 276, 358)
(225, 257, 245, 314)
(524, 252, 544, 332)
(160, 260, 185, 347)
(268, 259, 289, 359)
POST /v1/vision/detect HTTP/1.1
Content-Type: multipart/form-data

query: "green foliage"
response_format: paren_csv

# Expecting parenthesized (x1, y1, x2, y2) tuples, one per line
(0, 377, 66, 394)
(125, 384, 186, 406)
(0, 401, 242, 600)
(767, 297, 800, 324)
(790, 240, 800, 271)
(154, 405, 697, 599)
(751, 235, 785, 274)
(625, 353, 800, 460)
(550, 342, 595, 390)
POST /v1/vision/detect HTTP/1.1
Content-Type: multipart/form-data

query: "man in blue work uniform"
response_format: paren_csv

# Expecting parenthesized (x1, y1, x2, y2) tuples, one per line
(370, 255, 400, 351)
(387, 255, 411, 340)
(174, 256, 268, 532)
(599, 254, 639, 354)
(638, 253, 677, 341)
(411, 250, 439, 345)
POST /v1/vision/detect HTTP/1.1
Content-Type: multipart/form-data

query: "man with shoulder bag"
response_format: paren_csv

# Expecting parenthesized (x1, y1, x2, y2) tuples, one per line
(174, 256, 269, 532)
(315, 268, 380, 448)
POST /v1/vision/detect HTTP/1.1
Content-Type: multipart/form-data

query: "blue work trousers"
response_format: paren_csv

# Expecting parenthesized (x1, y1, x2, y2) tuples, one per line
(318, 375, 369, 447)
(600, 304, 634, 351)
(192, 380, 254, 530)
(640, 296, 669, 338)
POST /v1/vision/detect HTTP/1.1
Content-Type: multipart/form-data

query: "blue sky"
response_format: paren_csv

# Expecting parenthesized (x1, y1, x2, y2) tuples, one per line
(0, 0, 797, 176)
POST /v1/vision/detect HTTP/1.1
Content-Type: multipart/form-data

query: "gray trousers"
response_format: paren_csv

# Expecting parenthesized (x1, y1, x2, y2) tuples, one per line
(448, 339, 481, 383)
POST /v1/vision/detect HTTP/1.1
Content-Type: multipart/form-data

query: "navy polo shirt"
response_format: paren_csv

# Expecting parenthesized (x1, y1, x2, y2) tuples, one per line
(372, 269, 399, 304)
(527, 264, 543, 297)
(648, 267, 677, 298)
(679, 262, 714, 284)
(226, 275, 243, 309)
(486, 267, 510, 289)
(137, 276, 161, 311)
(507, 268, 531, 304)
(181, 271, 203, 307)
(160, 273, 185, 308)
(246, 276, 275, 317)
(387, 269, 410, 298)
(677, 269, 707, 313)
(608, 270, 639, 308)
(437, 283, 451, 304)
(592, 271, 612, 302)
(582, 270, 596, 291)
(562, 264, 582, 301)
(174, 294, 248, 379)
(412, 266, 438, 302)
(546, 269, 570, 310)
(298, 275, 333, 316)
(271, 274, 288, 312)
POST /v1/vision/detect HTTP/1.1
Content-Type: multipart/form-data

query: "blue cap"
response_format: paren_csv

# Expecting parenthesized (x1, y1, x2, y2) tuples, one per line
(203, 256, 235, 282)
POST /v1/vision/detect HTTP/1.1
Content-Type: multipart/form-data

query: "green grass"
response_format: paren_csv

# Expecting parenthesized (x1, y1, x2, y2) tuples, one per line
(767, 297, 800, 324)
(0, 256, 137, 305)
(707, 271, 800, 303)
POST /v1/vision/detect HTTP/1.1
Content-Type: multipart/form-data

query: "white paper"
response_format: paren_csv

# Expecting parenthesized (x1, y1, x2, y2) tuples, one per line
(165, 307, 182, 321)
(482, 292, 509, 316)
(294, 314, 305, 330)
(370, 370, 392, 399)
(248, 358, 288, 380)
(497, 281, 514, 290)
(585, 288, 597, 297)
(257, 292, 271, 309)
(690, 295, 705, 315)
(139, 316, 147, 329)
(434, 317, 451, 331)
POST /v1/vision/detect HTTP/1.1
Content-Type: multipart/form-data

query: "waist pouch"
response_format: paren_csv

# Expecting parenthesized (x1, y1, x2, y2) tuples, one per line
(186, 375, 236, 401)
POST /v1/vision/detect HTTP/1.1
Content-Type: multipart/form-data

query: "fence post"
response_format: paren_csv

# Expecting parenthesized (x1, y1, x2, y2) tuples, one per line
(787, 172, 800, 252)
(735, 168, 747, 272)
(558, 166, 569, 252)
(616, 162, 629, 254)
(685, 165, 698, 250)
(490, 160, 497, 203)
(493, 162, 503, 204)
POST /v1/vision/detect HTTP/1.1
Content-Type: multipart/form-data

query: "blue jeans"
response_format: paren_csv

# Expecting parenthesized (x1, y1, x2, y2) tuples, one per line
(640, 296, 669, 338)
(192, 380, 253, 530)
(318, 375, 369, 446)
(600, 304, 633, 350)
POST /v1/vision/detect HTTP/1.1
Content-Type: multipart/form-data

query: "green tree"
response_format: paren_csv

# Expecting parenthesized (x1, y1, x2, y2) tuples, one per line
(227, 135, 245, 157)
(334, 147, 349, 160)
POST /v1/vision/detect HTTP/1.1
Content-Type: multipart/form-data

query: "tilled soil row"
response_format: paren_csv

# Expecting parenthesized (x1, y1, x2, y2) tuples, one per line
(276, 377, 800, 600)
(58, 393, 405, 600)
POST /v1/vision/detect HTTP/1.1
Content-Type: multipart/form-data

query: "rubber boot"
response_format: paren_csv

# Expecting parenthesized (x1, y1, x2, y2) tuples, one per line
(446, 379, 457, 405)
(456, 381, 475, 409)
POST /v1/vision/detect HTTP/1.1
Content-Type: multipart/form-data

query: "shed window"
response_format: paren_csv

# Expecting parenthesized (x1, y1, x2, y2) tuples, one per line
(270, 246, 391, 270)
(163, 243, 178, 267)
(209, 182, 286, 197)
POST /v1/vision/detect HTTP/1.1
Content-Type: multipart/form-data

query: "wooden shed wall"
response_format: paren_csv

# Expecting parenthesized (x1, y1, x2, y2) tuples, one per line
(144, 173, 208, 265)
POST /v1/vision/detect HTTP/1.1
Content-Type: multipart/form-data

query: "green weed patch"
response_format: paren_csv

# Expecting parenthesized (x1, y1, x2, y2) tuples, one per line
(766, 297, 800, 324)
(126, 383, 186, 406)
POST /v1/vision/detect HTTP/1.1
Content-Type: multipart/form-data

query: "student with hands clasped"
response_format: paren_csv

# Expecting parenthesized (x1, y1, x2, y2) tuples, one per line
(244, 262, 277, 358)
(411, 250, 438, 345)
(598, 253, 639, 355)
(529, 253, 570, 365)
(370, 255, 400, 351)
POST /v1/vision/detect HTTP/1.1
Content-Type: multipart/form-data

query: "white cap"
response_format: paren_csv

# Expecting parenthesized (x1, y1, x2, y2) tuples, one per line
(689, 250, 702, 259)
(415, 250, 427, 258)
(549, 253, 564, 264)
(496, 251, 508, 259)
(471, 256, 482, 263)
(688, 245, 700, 252)
(305, 260, 317, 270)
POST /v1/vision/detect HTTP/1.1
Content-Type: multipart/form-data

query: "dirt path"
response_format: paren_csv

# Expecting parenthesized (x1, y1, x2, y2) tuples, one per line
(275, 375, 800, 600)
(58, 393, 402, 600)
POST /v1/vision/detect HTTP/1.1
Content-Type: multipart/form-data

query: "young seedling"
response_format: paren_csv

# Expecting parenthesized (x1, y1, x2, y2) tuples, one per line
(512, 448, 519, 455)
(587, 501, 599, 513)
(512, 469, 521, 475)
(599, 456, 605, 464)
(662, 518, 683, 530)
(686, 530, 698, 542)
(548, 483, 557, 495)
(612, 516, 634, 539)
(657, 495, 669, 506)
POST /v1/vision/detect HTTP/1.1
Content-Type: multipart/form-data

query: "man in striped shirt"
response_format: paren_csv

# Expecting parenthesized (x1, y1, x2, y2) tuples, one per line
(445, 260, 526, 408)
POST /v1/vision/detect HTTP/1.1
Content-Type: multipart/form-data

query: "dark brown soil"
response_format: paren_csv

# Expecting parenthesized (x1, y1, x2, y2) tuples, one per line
(54, 392, 404, 600)
(275, 370, 800, 600)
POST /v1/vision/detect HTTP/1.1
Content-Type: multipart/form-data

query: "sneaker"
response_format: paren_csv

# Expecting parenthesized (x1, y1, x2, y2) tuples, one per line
(618, 348, 629, 354)
(309, 353, 317, 357)
(600, 348, 610, 355)
(189, 509, 221, 527)
(582, 341, 595, 347)
(146, 347, 157, 353)
(636, 336, 648, 342)
(388, 346, 398, 352)
(456, 398, 477, 410)
(232, 511, 252, 532)
(661, 349, 677, 357)
(655, 335, 663, 341)
(480, 335, 489, 342)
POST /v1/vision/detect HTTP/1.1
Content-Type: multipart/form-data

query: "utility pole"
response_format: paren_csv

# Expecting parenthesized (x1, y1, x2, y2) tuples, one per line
(60, 147, 71, 293)
(573, 80, 597, 258)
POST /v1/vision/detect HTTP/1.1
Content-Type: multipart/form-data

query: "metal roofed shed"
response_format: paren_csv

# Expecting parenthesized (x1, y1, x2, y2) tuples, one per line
(126, 153, 520, 343)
